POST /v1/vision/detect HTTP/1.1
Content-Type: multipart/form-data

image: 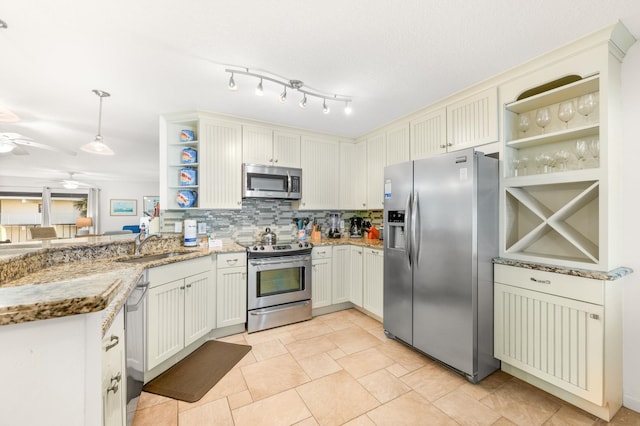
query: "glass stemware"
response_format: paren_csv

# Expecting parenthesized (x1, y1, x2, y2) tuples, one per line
(577, 93, 596, 123)
(535, 153, 554, 174)
(588, 138, 600, 167)
(574, 140, 588, 169)
(558, 101, 575, 129)
(535, 108, 551, 133)
(510, 158, 521, 177)
(554, 150, 570, 172)
(519, 156, 529, 176)
(518, 114, 531, 137)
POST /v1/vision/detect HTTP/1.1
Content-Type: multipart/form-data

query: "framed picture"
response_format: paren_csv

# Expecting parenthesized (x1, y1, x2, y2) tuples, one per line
(110, 199, 137, 216)
(143, 196, 160, 217)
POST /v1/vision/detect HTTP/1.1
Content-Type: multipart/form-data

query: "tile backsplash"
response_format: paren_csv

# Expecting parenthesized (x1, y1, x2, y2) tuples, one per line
(161, 198, 382, 243)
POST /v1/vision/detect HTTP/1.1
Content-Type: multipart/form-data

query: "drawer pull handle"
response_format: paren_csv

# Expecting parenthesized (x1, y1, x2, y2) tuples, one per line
(530, 277, 551, 284)
(104, 335, 119, 352)
(590, 313, 600, 320)
(226, 259, 239, 265)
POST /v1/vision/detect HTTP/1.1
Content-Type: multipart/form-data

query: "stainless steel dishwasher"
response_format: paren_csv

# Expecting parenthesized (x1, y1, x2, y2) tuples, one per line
(125, 269, 149, 425)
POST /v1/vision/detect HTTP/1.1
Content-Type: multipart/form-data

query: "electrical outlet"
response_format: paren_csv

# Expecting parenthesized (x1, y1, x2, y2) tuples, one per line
(197, 222, 207, 234)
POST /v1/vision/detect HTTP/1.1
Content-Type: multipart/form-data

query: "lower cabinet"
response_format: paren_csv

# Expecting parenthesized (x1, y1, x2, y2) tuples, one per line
(102, 308, 125, 426)
(331, 245, 351, 304)
(311, 246, 333, 308)
(146, 257, 213, 370)
(493, 263, 622, 421)
(349, 245, 364, 307)
(363, 248, 384, 318)
(216, 252, 247, 328)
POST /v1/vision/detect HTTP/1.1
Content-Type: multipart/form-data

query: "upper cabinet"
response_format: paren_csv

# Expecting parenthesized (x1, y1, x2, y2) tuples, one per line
(242, 125, 301, 168)
(339, 141, 367, 210)
(296, 136, 340, 210)
(385, 123, 410, 166)
(498, 22, 635, 271)
(366, 133, 386, 210)
(411, 87, 498, 160)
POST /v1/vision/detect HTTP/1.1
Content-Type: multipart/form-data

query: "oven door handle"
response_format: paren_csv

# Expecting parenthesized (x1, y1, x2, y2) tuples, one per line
(249, 257, 311, 267)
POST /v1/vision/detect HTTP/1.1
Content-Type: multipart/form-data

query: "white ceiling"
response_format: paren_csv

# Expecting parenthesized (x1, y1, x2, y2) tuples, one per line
(1, 1, 640, 187)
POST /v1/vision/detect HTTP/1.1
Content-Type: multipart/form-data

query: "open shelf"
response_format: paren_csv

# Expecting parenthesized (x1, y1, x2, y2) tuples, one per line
(506, 124, 599, 149)
(506, 75, 599, 114)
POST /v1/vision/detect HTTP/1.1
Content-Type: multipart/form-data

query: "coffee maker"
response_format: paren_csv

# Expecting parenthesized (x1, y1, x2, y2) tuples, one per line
(349, 217, 363, 238)
(327, 212, 342, 238)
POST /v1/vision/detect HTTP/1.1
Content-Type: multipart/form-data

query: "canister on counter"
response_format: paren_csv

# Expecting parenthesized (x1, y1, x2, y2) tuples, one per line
(179, 167, 197, 186)
(184, 219, 197, 247)
(181, 147, 197, 164)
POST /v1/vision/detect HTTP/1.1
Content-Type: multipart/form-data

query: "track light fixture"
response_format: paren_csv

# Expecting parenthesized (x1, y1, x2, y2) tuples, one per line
(225, 68, 352, 115)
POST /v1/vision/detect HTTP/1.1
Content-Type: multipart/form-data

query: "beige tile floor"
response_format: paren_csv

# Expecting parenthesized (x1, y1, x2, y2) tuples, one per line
(132, 309, 640, 426)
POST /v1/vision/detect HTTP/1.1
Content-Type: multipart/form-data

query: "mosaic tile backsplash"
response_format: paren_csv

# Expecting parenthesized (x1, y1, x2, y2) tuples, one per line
(161, 198, 382, 244)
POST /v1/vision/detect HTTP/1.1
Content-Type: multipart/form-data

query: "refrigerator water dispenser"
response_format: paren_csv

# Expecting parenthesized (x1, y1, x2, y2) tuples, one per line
(386, 210, 406, 249)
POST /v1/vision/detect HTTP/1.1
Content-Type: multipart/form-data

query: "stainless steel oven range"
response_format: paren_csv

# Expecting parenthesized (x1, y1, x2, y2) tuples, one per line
(246, 241, 312, 333)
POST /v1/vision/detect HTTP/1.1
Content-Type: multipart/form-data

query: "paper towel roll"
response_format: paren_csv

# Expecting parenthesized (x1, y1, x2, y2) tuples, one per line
(184, 219, 197, 247)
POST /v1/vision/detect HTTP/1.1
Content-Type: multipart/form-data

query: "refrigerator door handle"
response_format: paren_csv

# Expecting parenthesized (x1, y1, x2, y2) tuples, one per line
(412, 191, 420, 267)
(404, 193, 412, 267)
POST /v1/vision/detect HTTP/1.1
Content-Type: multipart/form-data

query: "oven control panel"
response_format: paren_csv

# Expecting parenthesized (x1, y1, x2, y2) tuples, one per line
(247, 242, 313, 255)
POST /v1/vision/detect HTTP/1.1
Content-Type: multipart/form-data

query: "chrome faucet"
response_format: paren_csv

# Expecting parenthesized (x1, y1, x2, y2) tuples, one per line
(134, 233, 160, 255)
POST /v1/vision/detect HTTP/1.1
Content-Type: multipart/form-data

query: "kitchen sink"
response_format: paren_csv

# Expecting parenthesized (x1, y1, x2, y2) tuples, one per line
(117, 251, 193, 264)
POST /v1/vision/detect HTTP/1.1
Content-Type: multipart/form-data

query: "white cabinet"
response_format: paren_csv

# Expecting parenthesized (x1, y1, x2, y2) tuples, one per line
(297, 136, 340, 210)
(102, 308, 125, 426)
(146, 257, 213, 370)
(385, 123, 410, 166)
(242, 126, 301, 168)
(410, 87, 498, 160)
(363, 248, 384, 318)
(339, 141, 367, 210)
(366, 133, 386, 210)
(349, 245, 364, 307)
(311, 246, 332, 309)
(216, 252, 247, 328)
(199, 118, 243, 209)
(331, 245, 351, 304)
(493, 263, 622, 420)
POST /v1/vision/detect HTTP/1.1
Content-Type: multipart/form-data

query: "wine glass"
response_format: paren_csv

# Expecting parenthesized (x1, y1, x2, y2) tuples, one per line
(554, 150, 570, 172)
(520, 156, 529, 176)
(577, 93, 596, 123)
(510, 158, 521, 177)
(558, 101, 575, 129)
(535, 108, 551, 133)
(518, 113, 531, 136)
(535, 153, 553, 173)
(588, 138, 600, 167)
(574, 140, 588, 169)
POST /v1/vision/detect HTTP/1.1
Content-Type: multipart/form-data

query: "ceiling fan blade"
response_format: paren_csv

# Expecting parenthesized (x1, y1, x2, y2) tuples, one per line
(12, 145, 29, 155)
(0, 132, 33, 142)
(14, 139, 77, 156)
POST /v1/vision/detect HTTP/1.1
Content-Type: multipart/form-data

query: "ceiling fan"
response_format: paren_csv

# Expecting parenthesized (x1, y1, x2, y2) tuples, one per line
(59, 172, 92, 189)
(0, 132, 77, 156)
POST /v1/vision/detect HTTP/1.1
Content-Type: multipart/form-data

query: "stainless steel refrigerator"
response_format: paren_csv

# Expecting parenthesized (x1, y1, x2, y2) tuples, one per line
(383, 148, 499, 383)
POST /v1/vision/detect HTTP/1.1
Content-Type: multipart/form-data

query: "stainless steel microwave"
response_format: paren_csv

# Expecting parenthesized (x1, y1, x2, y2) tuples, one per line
(242, 164, 302, 200)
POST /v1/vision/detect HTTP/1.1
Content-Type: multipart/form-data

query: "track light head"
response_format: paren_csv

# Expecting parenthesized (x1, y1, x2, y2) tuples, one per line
(280, 86, 287, 103)
(255, 78, 264, 96)
(228, 73, 237, 91)
(323, 99, 330, 114)
(299, 94, 307, 109)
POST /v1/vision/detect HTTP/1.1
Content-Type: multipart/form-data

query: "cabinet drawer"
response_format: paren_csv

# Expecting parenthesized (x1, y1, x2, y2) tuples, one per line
(217, 252, 247, 269)
(494, 264, 604, 305)
(312, 246, 332, 258)
(148, 256, 210, 287)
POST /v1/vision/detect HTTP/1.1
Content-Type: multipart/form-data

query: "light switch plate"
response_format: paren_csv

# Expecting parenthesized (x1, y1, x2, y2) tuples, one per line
(198, 222, 207, 234)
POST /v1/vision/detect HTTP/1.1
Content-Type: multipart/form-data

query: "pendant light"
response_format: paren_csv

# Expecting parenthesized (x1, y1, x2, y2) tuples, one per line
(81, 90, 114, 156)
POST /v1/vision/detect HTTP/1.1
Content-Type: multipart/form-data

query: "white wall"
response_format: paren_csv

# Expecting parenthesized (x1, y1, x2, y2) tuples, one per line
(621, 42, 640, 412)
(97, 179, 159, 232)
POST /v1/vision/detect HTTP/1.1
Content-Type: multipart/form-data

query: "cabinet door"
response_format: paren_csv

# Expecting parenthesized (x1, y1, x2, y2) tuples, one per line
(363, 248, 384, 318)
(242, 125, 273, 165)
(147, 279, 185, 369)
(199, 118, 243, 209)
(311, 257, 332, 309)
(273, 131, 301, 168)
(102, 309, 125, 426)
(494, 282, 604, 405)
(446, 87, 498, 151)
(411, 107, 447, 160)
(386, 123, 410, 166)
(216, 266, 247, 328)
(298, 136, 340, 210)
(184, 272, 213, 347)
(367, 134, 386, 210)
(339, 141, 367, 210)
(349, 246, 364, 307)
(331, 245, 351, 304)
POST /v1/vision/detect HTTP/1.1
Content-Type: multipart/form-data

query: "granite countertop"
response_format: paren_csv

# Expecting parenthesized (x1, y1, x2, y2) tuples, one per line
(0, 235, 245, 332)
(310, 236, 383, 249)
(493, 257, 633, 281)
